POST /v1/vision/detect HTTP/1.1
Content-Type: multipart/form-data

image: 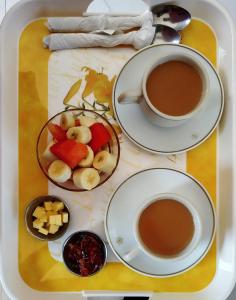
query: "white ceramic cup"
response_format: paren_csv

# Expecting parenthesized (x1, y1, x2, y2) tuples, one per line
(123, 193, 202, 262)
(118, 54, 209, 127)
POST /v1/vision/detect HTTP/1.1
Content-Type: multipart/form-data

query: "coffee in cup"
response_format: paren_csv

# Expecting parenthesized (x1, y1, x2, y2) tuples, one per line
(145, 60, 203, 117)
(123, 193, 201, 262)
(138, 197, 194, 257)
(118, 53, 209, 127)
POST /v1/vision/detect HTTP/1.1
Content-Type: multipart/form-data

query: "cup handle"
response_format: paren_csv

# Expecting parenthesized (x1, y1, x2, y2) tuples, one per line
(118, 89, 143, 104)
(122, 248, 140, 261)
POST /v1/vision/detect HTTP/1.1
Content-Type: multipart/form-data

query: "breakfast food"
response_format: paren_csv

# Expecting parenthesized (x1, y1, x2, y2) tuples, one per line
(73, 168, 100, 190)
(78, 146, 94, 167)
(66, 126, 92, 144)
(60, 112, 75, 130)
(63, 231, 106, 276)
(32, 200, 69, 236)
(93, 150, 116, 173)
(48, 160, 72, 183)
(42, 111, 116, 190)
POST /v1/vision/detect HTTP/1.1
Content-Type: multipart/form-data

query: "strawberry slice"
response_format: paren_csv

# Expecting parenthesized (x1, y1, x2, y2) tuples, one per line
(89, 123, 111, 153)
(50, 140, 88, 168)
(48, 123, 67, 142)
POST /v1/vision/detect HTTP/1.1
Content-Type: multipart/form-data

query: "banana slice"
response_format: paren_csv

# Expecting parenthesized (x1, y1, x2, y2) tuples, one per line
(79, 116, 96, 127)
(48, 160, 72, 183)
(66, 126, 92, 144)
(60, 112, 75, 130)
(93, 151, 116, 173)
(43, 141, 57, 163)
(78, 146, 94, 167)
(73, 168, 100, 190)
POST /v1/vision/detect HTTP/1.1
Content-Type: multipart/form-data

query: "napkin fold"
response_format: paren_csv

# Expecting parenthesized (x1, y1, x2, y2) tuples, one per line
(47, 13, 149, 32)
(44, 11, 155, 51)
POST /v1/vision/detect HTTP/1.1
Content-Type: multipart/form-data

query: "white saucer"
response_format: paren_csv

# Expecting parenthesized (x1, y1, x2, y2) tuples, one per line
(113, 44, 224, 154)
(105, 168, 215, 277)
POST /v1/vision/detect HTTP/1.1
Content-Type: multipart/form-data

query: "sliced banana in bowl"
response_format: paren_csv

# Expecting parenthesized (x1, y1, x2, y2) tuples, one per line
(93, 151, 116, 173)
(37, 109, 120, 192)
(73, 168, 100, 190)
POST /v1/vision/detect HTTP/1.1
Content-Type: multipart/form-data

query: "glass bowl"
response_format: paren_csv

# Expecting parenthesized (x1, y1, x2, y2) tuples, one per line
(36, 109, 120, 191)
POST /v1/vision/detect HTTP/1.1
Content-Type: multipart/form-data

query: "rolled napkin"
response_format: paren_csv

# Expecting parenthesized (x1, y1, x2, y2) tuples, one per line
(47, 11, 150, 33)
(44, 12, 155, 51)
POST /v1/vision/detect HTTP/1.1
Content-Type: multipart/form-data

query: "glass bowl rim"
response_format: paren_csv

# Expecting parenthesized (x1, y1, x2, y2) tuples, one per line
(36, 108, 121, 192)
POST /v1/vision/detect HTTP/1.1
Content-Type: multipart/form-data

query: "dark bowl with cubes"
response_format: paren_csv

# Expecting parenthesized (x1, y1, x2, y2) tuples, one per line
(36, 109, 120, 192)
(25, 195, 70, 241)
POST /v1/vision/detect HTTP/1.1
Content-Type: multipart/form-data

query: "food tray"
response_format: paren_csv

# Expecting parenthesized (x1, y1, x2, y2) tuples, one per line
(0, 0, 236, 299)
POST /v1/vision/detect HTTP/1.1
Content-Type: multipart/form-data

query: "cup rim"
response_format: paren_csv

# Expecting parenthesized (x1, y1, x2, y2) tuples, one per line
(142, 56, 209, 121)
(134, 192, 202, 261)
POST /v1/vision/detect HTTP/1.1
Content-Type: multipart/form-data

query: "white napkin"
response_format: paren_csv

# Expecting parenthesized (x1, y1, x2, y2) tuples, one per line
(44, 11, 155, 51)
(47, 13, 149, 32)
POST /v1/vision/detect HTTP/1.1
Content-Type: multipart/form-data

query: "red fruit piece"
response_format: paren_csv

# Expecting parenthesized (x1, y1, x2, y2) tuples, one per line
(48, 123, 66, 142)
(50, 140, 88, 168)
(89, 123, 111, 153)
(75, 119, 81, 126)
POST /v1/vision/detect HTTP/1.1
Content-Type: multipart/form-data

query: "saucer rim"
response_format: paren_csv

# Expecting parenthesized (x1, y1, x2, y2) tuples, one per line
(113, 43, 224, 155)
(105, 167, 216, 277)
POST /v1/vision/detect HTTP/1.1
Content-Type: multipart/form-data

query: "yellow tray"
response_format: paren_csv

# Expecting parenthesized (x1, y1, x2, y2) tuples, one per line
(19, 18, 217, 292)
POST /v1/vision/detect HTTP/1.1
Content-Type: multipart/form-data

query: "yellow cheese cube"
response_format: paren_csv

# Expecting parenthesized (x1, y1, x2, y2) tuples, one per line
(62, 212, 69, 223)
(33, 219, 44, 229)
(33, 206, 46, 219)
(52, 201, 64, 212)
(44, 201, 53, 211)
(38, 227, 49, 235)
(40, 215, 48, 223)
(49, 224, 59, 234)
(49, 214, 62, 226)
(46, 210, 57, 218)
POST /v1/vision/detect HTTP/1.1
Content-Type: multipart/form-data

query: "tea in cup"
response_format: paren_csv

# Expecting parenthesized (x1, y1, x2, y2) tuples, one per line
(118, 53, 209, 127)
(123, 193, 202, 261)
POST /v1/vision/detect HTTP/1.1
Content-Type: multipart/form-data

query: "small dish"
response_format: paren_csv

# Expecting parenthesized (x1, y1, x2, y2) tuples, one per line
(62, 231, 107, 277)
(36, 109, 120, 191)
(105, 168, 215, 277)
(25, 195, 70, 241)
(113, 43, 224, 154)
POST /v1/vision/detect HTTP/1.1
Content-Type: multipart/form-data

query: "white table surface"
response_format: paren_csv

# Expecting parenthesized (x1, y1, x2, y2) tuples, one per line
(0, 0, 236, 299)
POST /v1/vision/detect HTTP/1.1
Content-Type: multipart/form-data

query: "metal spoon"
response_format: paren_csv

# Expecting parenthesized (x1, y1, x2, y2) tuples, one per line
(151, 24, 181, 44)
(151, 4, 191, 44)
(152, 4, 191, 31)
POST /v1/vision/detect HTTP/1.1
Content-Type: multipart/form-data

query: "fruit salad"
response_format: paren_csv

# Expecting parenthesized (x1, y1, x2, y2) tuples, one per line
(41, 110, 118, 191)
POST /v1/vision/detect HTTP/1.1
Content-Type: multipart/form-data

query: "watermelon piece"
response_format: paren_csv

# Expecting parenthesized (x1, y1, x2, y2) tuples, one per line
(89, 123, 111, 153)
(48, 123, 67, 142)
(50, 140, 88, 168)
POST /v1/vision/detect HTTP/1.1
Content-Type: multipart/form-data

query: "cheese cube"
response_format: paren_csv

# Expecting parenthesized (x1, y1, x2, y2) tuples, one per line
(33, 219, 44, 229)
(49, 214, 62, 226)
(52, 201, 64, 212)
(46, 210, 57, 218)
(62, 212, 69, 223)
(40, 215, 48, 223)
(38, 227, 49, 235)
(44, 201, 53, 211)
(49, 224, 59, 234)
(33, 206, 46, 219)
